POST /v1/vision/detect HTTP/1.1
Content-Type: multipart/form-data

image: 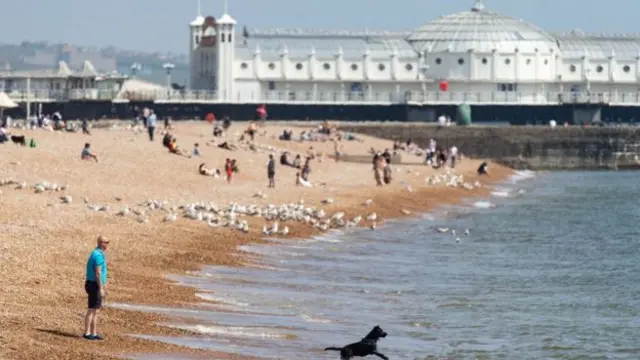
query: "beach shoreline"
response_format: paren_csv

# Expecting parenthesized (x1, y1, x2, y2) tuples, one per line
(0, 122, 514, 359)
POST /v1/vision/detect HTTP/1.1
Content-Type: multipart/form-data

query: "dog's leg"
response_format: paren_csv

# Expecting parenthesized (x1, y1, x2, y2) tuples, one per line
(373, 352, 389, 360)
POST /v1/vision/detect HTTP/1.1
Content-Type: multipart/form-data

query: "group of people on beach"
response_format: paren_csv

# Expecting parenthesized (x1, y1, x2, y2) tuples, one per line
(393, 138, 460, 170)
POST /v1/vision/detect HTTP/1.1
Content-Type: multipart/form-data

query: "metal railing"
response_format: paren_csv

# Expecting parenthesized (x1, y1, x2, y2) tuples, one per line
(6, 88, 640, 105)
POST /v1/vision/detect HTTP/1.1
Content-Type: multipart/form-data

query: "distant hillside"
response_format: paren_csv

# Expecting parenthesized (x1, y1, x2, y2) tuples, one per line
(0, 41, 189, 85)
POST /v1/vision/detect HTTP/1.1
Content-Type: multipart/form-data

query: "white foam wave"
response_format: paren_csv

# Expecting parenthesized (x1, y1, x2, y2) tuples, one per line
(473, 201, 496, 209)
(195, 293, 249, 307)
(300, 313, 333, 324)
(169, 324, 293, 339)
(510, 170, 536, 183)
(490, 189, 511, 198)
(237, 245, 266, 255)
(239, 263, 288, 271)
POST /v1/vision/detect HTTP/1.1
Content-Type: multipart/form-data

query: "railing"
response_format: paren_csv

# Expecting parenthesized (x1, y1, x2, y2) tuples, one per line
(7, 88, 640, 105)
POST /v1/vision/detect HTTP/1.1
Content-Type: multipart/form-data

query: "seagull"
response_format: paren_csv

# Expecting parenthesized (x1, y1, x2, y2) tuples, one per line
(464, 229, 470, 235)
(437, 228, 449, 233)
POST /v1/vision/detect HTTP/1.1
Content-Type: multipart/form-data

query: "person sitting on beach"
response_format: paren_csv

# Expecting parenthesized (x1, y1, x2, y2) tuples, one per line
(162, 132, 172, 148)
(199, 163, 220, 177)
(192, 143, 201, 157)
(81, 143, 98, 162)
(296, 172, 312, 187)
(477, 162, 489, 176)
(279, 129, 293, 141)
(168, 138, 190, 157)
(292, 154, 302, 169)
(280, 152, 291, 166)
(217, 141, 237, 151)
(213, 125, 223, 137)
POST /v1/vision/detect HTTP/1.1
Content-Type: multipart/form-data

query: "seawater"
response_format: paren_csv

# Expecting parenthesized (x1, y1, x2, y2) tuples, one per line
(117, 171, 640, 359)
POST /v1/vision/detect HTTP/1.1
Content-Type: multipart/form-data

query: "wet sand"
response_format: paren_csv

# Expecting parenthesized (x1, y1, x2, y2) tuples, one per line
(0, 121, 513, 359)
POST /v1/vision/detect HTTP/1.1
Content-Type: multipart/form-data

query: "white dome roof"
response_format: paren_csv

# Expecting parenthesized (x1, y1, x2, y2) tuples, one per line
(407, 3, 558, 54)
(190, 15, 205, 26)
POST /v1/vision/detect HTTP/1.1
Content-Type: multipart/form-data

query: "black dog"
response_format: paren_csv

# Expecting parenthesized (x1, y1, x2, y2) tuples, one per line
(10, 135, 26, 146)
(325, 325, 388, 360)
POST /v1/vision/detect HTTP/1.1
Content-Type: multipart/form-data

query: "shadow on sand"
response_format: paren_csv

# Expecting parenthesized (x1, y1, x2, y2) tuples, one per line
(36, 328, 81, 339)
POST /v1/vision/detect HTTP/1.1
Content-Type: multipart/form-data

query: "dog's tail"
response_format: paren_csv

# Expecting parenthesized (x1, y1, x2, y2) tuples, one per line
(324, 347, 342, 351)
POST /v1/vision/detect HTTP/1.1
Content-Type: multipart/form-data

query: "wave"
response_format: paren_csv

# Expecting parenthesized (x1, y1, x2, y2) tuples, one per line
(510, 170, 536, 183)
(490, 186, 512, 198)
(473, 200, 496, 209)
(195, 293, 250, 308)
(299, 313, 333, 324)
(167, 324, 296, 340)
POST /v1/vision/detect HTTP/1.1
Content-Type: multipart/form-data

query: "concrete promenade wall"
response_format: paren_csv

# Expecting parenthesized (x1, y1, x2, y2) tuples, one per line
(338, 124, 640, 170)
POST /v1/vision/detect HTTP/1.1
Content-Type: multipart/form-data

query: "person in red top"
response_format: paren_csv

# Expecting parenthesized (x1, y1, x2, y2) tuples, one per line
(224, 158, 233, 183)
(256, 105, 267, 126)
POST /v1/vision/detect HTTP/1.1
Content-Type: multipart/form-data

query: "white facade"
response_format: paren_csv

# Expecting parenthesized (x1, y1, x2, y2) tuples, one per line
(188, 0, 640, 104)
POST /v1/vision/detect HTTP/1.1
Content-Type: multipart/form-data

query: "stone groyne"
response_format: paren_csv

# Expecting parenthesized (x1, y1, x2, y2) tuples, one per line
(339, 124, 640, 170)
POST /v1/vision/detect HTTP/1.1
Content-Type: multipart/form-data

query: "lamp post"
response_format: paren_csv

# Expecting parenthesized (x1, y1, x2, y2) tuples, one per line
(130, 62, 141, 77)
(163, 63, 175, 99)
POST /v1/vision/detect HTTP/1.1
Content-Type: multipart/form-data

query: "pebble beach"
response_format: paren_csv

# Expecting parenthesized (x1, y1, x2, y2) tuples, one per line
(0, 121, 512, 359)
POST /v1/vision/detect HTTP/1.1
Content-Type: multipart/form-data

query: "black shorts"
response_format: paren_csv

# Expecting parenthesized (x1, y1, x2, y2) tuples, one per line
(268, 171, 275, 179)
(85, 280, 102, 309)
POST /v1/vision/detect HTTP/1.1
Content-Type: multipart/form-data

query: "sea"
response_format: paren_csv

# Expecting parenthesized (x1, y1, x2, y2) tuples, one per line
(114, 171, 640, 360)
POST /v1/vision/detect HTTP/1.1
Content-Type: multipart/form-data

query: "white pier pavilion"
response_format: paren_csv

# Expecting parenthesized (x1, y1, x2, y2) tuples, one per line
(184, 0, 640, 105)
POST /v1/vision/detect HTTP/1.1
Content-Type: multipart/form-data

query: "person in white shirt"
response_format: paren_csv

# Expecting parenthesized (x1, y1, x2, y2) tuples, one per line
(450, 146, 458, 168)
(0, 126, 7, 143)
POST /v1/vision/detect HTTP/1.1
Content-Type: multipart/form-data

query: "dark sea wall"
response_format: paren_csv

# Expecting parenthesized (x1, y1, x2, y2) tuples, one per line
(5, 101, 640, 124)
(338, 125, 640, 170)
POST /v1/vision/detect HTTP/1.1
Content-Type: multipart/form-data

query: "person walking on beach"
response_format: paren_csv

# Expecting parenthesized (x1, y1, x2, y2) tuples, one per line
(225, 158, 233, 183)
(146, 110, 157, 141)
(267, 154, 276, 188)
(449, 145, 458, 168)
(83, 235, 109, 340)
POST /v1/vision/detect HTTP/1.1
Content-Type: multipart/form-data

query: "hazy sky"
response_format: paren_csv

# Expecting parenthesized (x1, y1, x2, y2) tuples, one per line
(2, 0, 637, 53)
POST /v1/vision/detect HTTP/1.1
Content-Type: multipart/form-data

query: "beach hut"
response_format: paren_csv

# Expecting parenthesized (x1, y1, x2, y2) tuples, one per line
(0, 92, 18, 124)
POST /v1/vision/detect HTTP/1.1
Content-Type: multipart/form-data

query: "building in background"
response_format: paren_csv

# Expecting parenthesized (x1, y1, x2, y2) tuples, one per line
(188, 0, 640, 104)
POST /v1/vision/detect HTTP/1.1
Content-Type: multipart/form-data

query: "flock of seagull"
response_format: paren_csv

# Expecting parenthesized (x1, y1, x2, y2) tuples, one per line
(0, 166, 484, 237)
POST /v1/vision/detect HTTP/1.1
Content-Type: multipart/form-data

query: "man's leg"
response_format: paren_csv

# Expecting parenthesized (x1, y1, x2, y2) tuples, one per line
(90, 309, 100, 336)
(84, 309, 94, 336)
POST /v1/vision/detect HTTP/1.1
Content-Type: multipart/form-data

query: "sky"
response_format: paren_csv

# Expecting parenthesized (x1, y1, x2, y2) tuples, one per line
(2, 0, 638, 54)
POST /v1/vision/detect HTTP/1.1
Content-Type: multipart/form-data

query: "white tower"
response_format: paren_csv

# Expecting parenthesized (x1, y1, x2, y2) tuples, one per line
(189, 0, 205, 89)
(215, 11, 237, 101)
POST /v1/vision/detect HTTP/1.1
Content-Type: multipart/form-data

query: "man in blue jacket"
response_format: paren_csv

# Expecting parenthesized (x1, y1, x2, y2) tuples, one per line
(83, 235, 109, 340)
(147, 110, 157, 141)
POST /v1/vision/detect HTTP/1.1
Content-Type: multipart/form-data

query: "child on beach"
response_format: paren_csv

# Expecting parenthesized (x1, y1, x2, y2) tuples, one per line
(81, 143, 98, 162)
(296, 172, 312, 187)
(192, 143, 200, 157)
(224, 159, 233, 183)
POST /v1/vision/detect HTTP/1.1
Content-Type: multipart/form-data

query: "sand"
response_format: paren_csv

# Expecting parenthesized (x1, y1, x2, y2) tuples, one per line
(0, 121, 513, 360)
